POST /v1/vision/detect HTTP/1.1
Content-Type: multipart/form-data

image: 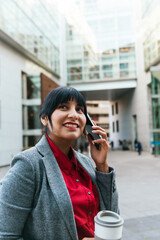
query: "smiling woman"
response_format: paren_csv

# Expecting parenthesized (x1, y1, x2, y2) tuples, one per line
(0, 86, 119, 240)
(40, 87, 87, 149)
(40, 88, 87, 154)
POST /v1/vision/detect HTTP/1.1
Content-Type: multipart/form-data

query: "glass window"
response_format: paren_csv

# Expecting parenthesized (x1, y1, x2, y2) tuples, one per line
(89, 65, 99, 71)
(102, 49, 116, 55)
(89, 73, 100, 79)
(152, 133, 160, 155)
(23, 135, 41, 149)
(68, 74, 82, 81)
(102, 56, 117, 63)
(120, 71, 129, 77)
(120, 63, 128, 69)
(119, 46, 134, 53)
(103, 72, 113, 78)
(106, 123, 109, 129)
(28, 135, 41, 147)
(112, 122, 115, 132)
(151, 71, 160, 155)
(27, 76, 40, 99)
(69, 67, 82, 73)
(102, 64, 112, 70)
(120, 55, 129, 61)
(1, 1, 60, 74)
(23, 106, 41, 130)
(116, 120, 119, 132)
(28, 106, 41, 129)
(115, 102, 118, 114)
(152, 98, 160, 129)
(84, 51, 89, 57)
(112, 105, 114, 115)
(67, 59, 82, 65)
(151, 72, 160, 94)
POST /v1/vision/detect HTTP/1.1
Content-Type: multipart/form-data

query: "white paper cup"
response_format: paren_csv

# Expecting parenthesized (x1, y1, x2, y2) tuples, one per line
(94, 210, 124, 240)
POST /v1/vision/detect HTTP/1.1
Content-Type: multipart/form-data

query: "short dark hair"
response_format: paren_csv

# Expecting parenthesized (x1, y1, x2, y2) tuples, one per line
(40, 86, 87, 133)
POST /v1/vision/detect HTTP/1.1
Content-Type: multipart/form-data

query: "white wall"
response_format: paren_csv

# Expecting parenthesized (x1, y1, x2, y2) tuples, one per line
(109, 90, 135, 149)
(134, 22, 151, 151)
(0, 40, 58, 166)
(0, 41, 22, 165)
(109, 77, 150, 152)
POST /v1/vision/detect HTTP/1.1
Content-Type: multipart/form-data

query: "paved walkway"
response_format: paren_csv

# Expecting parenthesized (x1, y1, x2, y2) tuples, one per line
(109, 150, 160, 240)
(0, 150, 160, 239)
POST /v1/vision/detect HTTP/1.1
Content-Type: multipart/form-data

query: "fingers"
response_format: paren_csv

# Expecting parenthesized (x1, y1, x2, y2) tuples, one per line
(92, 125, 106, 133)
(91, 126, 108, 140)
(87, 124, 110, 151)
(93, 138, 110, 151)
(92, 120, 97, 126)
(91, 121, 107, 138)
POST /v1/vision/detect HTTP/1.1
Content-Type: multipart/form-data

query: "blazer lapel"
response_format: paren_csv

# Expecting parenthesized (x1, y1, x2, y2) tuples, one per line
(36, 136, 78, 240)
(74, 151, 96, 184)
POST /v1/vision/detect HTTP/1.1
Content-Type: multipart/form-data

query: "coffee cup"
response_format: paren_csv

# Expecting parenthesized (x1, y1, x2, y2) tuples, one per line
(94, 210, 124, 240)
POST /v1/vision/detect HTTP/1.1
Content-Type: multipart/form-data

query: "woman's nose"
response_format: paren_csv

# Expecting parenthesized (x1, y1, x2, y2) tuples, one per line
(68, 108, 78, 119)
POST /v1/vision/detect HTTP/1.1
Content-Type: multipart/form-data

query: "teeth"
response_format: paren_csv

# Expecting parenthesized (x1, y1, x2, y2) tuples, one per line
(64, 124, 78, 128)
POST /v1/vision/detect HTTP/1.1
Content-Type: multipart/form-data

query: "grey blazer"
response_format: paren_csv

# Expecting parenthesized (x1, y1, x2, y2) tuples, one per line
(0, 136, 119, 240)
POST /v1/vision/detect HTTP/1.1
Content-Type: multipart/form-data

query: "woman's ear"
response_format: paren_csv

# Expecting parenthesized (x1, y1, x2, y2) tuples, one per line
(41, 115, 48, 126)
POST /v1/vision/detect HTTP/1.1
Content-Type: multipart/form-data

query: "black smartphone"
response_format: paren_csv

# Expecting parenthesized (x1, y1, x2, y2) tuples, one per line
(85, 113, 102, 150)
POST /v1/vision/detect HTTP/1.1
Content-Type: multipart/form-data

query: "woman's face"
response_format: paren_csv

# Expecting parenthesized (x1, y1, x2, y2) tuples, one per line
(41, 99, 86, 146)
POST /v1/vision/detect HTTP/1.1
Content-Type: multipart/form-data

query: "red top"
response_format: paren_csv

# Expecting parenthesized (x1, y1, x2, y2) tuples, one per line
(46, 135, 99, 240)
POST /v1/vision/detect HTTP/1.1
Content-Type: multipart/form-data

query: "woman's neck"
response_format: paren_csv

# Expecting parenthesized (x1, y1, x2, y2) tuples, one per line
(58, 144, 71, 156)
(48, 135, 72, 156)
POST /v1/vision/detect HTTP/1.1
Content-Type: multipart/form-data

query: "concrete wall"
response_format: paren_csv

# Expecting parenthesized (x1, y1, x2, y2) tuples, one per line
(0, 40, 23, 165)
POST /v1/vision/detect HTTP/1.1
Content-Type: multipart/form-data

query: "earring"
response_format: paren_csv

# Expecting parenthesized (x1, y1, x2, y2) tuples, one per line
(42, 119, 47, 126)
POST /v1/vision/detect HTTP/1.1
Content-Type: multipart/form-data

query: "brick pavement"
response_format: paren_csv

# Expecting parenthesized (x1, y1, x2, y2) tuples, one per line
(0, 150, 160, 239)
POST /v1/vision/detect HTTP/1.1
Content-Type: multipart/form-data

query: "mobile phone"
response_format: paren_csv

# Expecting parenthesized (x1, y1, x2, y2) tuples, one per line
(85, 113, 102, 150)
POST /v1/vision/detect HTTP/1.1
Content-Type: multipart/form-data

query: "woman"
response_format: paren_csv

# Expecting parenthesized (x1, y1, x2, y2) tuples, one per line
(0, 86, 119, 240)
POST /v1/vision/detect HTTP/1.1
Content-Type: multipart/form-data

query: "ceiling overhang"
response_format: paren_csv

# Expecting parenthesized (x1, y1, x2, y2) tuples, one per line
(68, 78, 137, 100)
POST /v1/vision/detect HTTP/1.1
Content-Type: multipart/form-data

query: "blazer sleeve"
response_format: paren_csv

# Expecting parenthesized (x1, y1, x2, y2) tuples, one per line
(0, 153, 36, 240)
(96, 167, 119, 214)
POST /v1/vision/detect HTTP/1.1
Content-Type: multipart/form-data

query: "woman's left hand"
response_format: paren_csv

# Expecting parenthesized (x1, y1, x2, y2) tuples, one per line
(88, 124, 110, 173)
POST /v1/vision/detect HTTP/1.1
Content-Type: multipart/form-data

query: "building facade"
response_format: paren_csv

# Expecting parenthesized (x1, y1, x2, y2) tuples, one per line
(69, 0, 139, 150)
(71, 0, 160, 153)
(0, 0, 61, 165)
(70, 0, 137, 82)
(139, 0, 160, 154)
(0, 0, 160, 167)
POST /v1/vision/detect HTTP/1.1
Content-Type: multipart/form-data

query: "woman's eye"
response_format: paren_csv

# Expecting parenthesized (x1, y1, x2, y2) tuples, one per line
(59, 105, 67, 110)
(76, 107, 84, 113)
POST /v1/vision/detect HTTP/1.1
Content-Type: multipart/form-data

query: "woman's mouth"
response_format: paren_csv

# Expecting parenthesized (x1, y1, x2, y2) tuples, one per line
(63, 123, 79, 128)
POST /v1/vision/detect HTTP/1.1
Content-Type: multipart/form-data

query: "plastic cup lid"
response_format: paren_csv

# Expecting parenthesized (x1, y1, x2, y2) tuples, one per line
(94, 210, 124, 228)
